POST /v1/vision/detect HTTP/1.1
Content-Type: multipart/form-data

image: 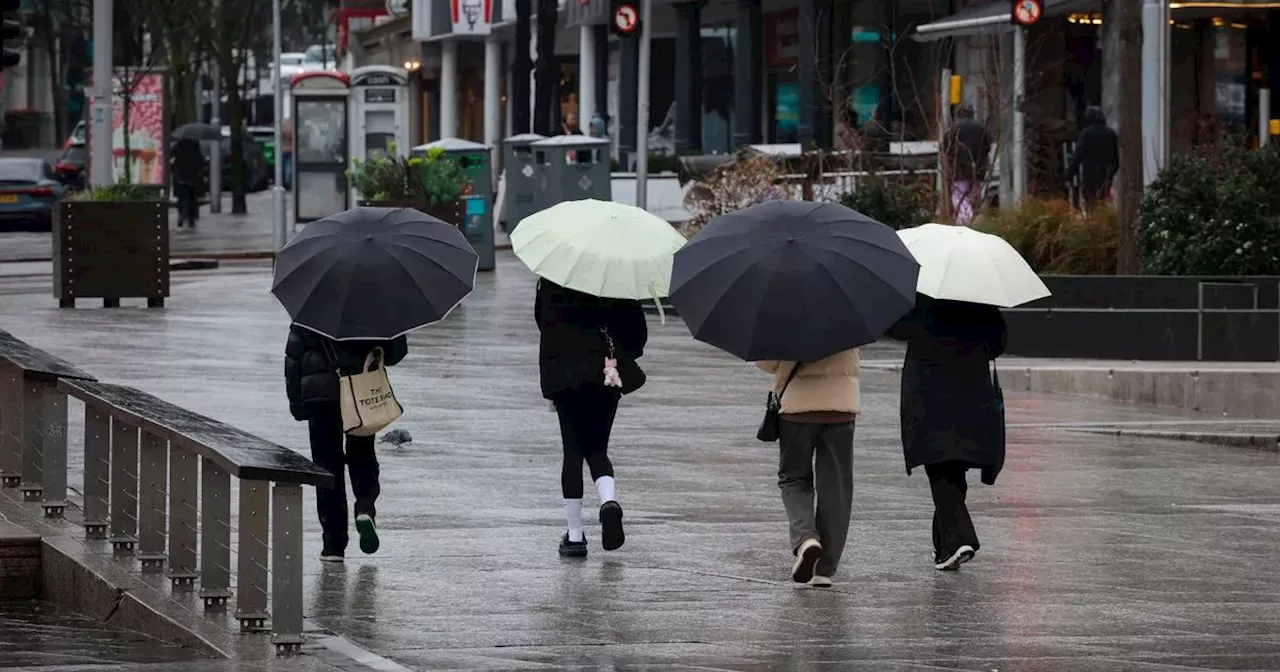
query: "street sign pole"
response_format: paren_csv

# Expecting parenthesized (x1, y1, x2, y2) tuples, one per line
(272, 0, 287, 249)
(634, 0, 651, 210)
(90, 0, 112, 187)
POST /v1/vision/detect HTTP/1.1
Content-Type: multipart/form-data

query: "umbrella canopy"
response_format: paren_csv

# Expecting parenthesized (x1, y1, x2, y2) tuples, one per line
(271, 207, 478, 340)
(172, 123, 223, 141)
(511, 199, 687, 299)
(897, 223, 1050, 307)
(670, 200, 919, 362)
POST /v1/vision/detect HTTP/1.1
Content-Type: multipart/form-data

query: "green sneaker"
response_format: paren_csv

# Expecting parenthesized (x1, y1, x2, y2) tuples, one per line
(355, 514, 380, 555)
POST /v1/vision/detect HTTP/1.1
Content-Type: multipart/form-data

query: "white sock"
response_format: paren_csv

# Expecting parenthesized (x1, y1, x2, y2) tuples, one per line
(595, 476, 616, 504)
(565, 499, 584, 542)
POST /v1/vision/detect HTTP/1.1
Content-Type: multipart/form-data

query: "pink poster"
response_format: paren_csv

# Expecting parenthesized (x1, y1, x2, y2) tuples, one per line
(110, 72, 166, 185)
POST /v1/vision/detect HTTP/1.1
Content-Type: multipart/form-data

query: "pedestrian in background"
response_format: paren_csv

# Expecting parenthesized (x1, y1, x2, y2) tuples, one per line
(758, 349, 860, 587)
(282, 117, 294, 190)
(941, 104, 991, 226)
(536, 278, 647, 558)
(887, 296, 1006, 571)
(1066, 106, 1118, 211)
(172, 138, 202, 229)
(284, 324, 408, 562)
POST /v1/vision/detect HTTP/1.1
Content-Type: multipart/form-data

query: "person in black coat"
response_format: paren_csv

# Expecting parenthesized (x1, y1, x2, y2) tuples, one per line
(284, 324, 408, 562)
(887, 295, 1007, 571)
(171, 138, 203, 229)
(536, 279, 647, 558)
(1067, 106, 1119, 210)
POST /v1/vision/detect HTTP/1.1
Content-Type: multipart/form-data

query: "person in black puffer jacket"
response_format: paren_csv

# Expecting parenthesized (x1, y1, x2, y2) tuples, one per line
(536, 279, 647, 558)
(284, 324, 407, 562)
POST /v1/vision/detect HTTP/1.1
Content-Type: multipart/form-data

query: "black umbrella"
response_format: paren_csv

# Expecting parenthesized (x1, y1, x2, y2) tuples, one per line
(172, 123, 222, 141)
(271, 207, 478, 340)
(669, 200, 919, 362)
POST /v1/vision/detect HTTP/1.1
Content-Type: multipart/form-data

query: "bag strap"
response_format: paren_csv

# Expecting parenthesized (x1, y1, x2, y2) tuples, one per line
(600, 327, 616, 359)
(320, 339, 340, 373)
(363, 347, 384, 373)
(777, 362, 803, 397)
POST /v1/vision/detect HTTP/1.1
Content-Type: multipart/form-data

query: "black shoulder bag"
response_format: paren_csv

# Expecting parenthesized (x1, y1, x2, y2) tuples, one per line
(757, 363, 802, 443)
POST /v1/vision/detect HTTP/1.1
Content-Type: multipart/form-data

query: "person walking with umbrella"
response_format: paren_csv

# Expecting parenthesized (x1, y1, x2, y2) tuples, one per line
(170, 123, 222, 229)
(274, 207, 479, 562)
(888, 223, 1050, 570)
(512, 199, 686, 558)
(669, 201, 920, 585)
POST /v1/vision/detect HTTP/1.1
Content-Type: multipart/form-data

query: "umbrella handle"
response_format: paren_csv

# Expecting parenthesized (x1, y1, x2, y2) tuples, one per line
(649, 282, 666, 326)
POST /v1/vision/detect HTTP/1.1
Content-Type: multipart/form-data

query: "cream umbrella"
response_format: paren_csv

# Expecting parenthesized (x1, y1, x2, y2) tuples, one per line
(897, 223, 1051, 307)
(511, 199, 688, 300)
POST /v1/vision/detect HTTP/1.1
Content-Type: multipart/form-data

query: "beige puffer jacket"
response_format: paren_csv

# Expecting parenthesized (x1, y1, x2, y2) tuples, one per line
(756, 348, 861, 415)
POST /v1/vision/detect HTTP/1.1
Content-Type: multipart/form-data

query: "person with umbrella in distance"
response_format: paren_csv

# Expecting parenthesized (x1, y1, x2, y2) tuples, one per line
(170, 123, 220, 229)
(887, 223, 1051, 571)
(669, 200, 920, 586)
(273, 207, 479, 563)
(512, 199, 687, 558)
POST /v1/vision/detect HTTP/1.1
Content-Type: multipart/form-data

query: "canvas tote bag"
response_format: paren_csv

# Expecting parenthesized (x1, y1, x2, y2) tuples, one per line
(337, 347, 403, 437)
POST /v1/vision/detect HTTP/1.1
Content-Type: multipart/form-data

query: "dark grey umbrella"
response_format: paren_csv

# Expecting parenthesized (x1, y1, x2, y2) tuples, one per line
(171, 123, 223, 141)
(669, 200, 919, 362)
(271, 207, 478, 340)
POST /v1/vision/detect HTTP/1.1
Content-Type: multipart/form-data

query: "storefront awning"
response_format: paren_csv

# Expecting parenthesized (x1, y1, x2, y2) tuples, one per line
(913, 0, 1099, 42)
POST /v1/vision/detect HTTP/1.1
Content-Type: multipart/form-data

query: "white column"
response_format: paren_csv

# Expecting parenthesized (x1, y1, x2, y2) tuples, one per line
(1260, 89, 1272, 148)
(578, 25, 596, 127)
(1012, 25, 1026, 205)
(1141, 0, 1169, 186)
(484, 35, 501, 148)
(440, 39, 458, 139)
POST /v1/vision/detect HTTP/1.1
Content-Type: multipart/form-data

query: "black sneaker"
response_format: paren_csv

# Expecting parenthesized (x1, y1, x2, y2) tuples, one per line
(599, 501, 625, 551)
(558, 532, 588, 557)
(355, 514, 379, 555)
(935, 545, 975, 571)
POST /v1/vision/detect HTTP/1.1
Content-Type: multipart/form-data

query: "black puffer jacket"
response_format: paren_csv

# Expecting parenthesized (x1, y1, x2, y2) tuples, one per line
(536, 280, 647, 400)
(284, 324, 408, 421)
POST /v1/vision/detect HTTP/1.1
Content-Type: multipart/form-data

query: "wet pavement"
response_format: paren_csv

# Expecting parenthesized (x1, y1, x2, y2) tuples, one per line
(1, 253, 1280, 670)
(0, 600, 209, 669)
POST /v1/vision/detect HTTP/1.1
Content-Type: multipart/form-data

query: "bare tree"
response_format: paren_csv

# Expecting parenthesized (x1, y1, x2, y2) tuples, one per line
(113, 1, 167, 184)
(1104, 0, 1142, 273)
(210, 0, 267, 213)
(26, 0, 91, 140)
(147, 0, 210, 126)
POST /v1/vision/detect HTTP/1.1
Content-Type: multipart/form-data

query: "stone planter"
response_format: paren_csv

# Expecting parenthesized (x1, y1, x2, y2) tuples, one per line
(53, 200, 169, 308)
(357, 200, 463, 228)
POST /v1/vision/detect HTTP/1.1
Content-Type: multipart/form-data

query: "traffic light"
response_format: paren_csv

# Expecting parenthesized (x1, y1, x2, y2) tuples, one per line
(0, 0, 20, 72)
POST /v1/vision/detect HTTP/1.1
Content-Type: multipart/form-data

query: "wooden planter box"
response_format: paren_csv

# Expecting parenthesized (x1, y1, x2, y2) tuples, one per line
(357, 200, 463, 228)
(53, 200, 169, 308)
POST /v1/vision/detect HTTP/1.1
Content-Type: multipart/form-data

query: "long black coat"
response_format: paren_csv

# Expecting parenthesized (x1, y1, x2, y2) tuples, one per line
(1067, 107, 1119, 203)
(535, 279, 647, 401)
(887, 297, 1007, 485)
(172, 138, 204, 187)
(284, 324, 408, 421)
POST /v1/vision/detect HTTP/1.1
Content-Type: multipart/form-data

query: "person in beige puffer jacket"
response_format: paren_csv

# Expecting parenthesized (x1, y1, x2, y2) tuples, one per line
(757, 347, 860, 588)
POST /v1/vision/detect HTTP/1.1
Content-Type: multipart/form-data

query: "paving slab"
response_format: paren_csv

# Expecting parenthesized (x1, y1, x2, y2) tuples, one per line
(0, 253, 1278, 670)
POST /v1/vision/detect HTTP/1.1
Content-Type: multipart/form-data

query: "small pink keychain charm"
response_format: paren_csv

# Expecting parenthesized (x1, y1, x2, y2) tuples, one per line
(603, 357, 623, 388)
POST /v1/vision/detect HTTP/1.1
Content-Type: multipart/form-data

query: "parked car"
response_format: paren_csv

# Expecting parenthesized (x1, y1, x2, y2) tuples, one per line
(64, 120, 87, 148)
(54, 142, 88, 191)
(173, 135, 271, 195)
(0, 158, 68, 231)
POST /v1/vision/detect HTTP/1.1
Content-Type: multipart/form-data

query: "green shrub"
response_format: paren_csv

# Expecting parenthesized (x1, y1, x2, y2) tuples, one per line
(1139, 140, 1280, 275)
(978, 198, 1117, 275)
(67, 182, 165, 202)
(348, 145, 469, 204)
(838, 174, 933, 230)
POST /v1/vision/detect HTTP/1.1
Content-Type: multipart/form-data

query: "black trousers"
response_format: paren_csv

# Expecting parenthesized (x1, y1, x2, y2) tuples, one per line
(554, 390, 619, 499)
(308, 408, 380, 552)
(174, 183, 199, 226)
(925, 461, 980, 561)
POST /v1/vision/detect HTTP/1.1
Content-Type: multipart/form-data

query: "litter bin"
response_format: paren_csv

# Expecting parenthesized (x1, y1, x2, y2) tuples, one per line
(414, 138, 495, 272)
(501, 133, 545, 232)
(529, 134, 612, 214)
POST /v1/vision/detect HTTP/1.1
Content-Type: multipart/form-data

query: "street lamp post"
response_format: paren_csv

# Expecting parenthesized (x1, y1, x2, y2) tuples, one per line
(634, 0, 651, 210)
(89, 0, 112, 187)
(272, 0, 287, 249)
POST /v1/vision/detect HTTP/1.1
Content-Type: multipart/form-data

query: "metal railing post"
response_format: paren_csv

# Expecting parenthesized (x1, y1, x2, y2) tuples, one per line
(0, 369, 18, 487)
(199, 458, 232, 611)
(82, 407, 110, 538)
(137, 431, 168, 574)
(20, 380, 44, 502)
(235, 479, 270, 632)
(271, 482, 304, 654)
(39, 385, 68, 518)
(109, 419, 139, 554)
(167, 443, 199, 591)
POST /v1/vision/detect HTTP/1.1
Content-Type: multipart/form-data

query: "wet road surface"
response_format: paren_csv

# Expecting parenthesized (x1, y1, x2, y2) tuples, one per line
(1, 254, 1279, 670)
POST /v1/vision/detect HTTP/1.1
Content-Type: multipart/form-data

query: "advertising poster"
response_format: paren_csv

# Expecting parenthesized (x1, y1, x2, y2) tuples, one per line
(111, 72, 166, 185)
(451, 0, 493, 35)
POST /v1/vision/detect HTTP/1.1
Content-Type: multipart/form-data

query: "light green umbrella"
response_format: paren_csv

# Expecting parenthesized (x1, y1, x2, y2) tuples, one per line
(511, 199, 688, 301)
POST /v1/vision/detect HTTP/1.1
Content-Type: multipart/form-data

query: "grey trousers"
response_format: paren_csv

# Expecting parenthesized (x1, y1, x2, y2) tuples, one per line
(778, 419, 855, 577)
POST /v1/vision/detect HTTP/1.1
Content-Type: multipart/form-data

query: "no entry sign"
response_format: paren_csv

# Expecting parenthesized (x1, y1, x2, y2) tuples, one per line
(614, 3, 638, 35)
(1011, 0, 1042, 26)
